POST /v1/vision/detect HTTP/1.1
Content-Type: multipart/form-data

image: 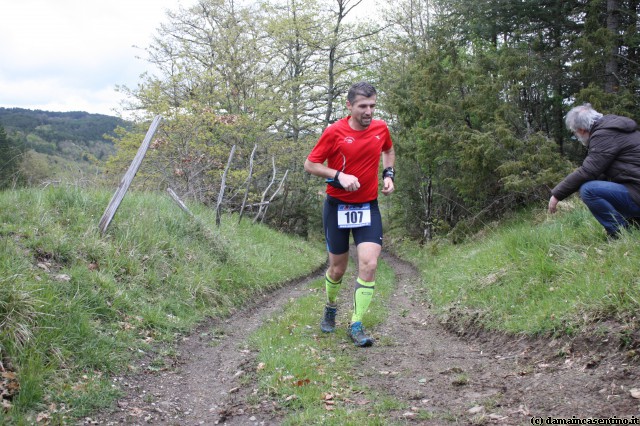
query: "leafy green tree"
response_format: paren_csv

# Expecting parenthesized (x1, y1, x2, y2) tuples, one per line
(378, 0, 583, 239)
(110, 0, 640, 241)
(572, 0, 640, 118)
(0, 125, 24, 190)
(256, 0, 387, 233)
(113, 0, 387, 234)
(112, 0, 281, 209)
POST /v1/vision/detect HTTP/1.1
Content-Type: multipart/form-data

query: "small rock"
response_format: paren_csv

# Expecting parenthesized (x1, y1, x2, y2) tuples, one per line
(489, 413, 507, 420)
(468, 405, 484, 414)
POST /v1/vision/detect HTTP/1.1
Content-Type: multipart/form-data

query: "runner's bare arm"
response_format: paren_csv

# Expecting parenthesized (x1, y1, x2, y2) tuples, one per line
(381, 147, 395, 195)
(382, 147, 395, 170)
(304, 158, 360, 191)
(304, 158, 337, 179)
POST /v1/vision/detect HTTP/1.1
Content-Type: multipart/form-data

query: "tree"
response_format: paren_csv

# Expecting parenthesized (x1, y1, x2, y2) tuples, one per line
(572, 0, 640, 118)
(110, 0, 640, 241)
(378, 0, 582, 238)
(113, 0, 387, 234)
(112, 0, 279, 206)
(0, 125, 24, 190)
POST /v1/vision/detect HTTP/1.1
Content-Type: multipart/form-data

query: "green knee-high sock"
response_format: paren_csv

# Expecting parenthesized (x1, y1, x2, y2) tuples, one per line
(325, 273, 342, 305)
(351, 277, 375, 323)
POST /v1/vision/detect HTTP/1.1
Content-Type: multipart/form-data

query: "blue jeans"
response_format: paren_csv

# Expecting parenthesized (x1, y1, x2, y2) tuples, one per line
(579, 181, 640, 236)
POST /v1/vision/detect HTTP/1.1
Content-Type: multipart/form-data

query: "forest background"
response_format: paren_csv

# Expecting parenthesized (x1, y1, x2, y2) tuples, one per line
(1, 0, 639, 243)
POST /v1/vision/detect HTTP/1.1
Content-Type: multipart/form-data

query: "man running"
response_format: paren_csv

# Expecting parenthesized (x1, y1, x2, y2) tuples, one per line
(304, 81, 396, 347)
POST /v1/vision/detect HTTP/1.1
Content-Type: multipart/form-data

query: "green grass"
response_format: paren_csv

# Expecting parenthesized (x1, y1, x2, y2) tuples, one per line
(248, 258, 401, 425)
(3, 187, 640, 423)
(0, 187, 326, 424)
(394, 198, 640, 337)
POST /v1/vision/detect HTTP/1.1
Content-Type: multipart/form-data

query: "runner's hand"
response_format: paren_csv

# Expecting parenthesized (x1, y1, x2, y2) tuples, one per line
(338, 173, 360, 192)
(382, 177, 394, 195)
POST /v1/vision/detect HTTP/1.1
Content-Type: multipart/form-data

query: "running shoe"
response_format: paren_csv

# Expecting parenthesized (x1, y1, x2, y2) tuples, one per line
(320, 305, 337, 333)
(348, 321, 374, 347)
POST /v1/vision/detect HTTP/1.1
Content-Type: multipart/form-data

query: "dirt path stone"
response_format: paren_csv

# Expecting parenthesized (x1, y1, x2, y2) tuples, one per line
(83, 253, 640, 425)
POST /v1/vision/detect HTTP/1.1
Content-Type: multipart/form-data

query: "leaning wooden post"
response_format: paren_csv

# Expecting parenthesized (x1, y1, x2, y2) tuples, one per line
(253, 156, 277, 223)
(238, 144, 257, 223)
(98, 115, 162, 235)
(215, 144, 236, 227)
(167, 188, 195, 219)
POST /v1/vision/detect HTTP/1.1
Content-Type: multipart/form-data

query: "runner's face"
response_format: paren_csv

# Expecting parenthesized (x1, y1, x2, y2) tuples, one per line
(347, 95, 376, 130)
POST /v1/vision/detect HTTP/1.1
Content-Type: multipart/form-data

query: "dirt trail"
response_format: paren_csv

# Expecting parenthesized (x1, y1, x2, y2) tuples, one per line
(84, 254, 640, 425)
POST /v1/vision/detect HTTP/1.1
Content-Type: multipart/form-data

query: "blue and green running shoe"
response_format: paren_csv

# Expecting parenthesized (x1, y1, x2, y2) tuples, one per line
(348, 321, 373, 347)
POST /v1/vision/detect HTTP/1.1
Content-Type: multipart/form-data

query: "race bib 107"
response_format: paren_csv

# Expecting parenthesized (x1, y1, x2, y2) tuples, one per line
(337, 203, 371, 229)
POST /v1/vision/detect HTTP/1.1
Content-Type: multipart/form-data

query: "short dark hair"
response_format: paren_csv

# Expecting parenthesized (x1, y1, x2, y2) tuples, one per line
(347, 82, 377, 104)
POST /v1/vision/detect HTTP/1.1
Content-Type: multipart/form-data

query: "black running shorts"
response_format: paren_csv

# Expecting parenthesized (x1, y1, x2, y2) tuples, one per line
(322, 195, 383, 254)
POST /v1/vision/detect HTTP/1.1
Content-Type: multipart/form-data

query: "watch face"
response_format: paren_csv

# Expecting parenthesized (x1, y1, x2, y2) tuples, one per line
(383, 167, 394, 179)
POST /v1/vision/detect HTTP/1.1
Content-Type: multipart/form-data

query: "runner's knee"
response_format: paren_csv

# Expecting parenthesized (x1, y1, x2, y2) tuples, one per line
(329, 264, 347, 280)
(359, 257, 378, 277)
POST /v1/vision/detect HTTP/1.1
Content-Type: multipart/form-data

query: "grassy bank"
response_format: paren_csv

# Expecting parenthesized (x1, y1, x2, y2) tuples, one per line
(394, 198, 640, 339)
(3, 187, 640, 423)
(0, 187, 327, 424)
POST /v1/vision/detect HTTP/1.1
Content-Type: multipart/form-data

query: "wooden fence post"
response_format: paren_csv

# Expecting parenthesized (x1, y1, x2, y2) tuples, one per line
(166, 187, 195, 219)
(238, 144, 258, 223)
(215, 145, 236, 227)
(98, 115, 162, 235)
(254, 157, 277, 223)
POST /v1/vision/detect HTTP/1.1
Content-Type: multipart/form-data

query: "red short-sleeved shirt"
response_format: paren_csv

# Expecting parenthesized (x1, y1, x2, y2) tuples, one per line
(307, 117, 393, 203)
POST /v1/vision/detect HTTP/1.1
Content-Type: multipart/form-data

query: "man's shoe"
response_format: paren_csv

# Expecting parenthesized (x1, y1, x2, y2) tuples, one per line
(348, 321, 374, 347)
(321, 305, 337, 333)
(607, 231, 621, 241)
(628, 217, 640, 229)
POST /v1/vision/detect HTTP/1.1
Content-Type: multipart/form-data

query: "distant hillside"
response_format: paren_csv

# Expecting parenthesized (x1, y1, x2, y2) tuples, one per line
(0, 107, 131, 162)
(0, 107, 128, 142)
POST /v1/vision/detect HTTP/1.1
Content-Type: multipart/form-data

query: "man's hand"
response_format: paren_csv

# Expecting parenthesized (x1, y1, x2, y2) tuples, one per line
(548, 195, 559, 214)
(382, 177, 395, 196)
(338, 173, 360, 192)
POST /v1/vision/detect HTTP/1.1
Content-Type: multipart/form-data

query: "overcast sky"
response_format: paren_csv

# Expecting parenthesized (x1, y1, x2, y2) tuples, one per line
(0, 0, 184, 117)
(1, 0, 379, 118)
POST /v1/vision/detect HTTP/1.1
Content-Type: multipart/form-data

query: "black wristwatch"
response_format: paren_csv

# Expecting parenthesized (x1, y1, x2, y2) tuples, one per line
(326, 170, 345, 189)
(382, 167, 395, 181)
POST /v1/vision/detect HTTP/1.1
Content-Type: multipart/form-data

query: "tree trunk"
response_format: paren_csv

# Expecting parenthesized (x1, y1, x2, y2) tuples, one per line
(605, 0, 620, 93)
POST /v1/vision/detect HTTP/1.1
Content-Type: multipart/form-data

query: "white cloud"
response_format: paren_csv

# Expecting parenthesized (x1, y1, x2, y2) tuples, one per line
(0, 0, 379, 117)
(0, 0, 182, 116)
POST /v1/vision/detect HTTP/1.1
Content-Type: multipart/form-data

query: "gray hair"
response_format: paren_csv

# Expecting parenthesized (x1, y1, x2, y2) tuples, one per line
(565, 103, 603, 132)
(347, 82, 377, 104)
